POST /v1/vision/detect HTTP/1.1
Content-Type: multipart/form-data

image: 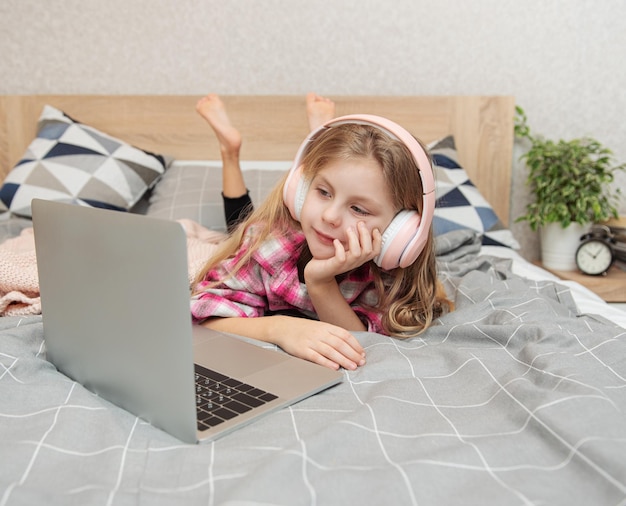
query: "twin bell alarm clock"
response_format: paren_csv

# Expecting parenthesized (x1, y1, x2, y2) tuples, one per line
(575, 224, 626, 275)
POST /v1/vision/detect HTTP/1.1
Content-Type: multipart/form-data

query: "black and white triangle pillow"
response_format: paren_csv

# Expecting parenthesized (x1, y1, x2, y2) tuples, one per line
(0, 105, 168, 217)
(430, 136, 519, 249)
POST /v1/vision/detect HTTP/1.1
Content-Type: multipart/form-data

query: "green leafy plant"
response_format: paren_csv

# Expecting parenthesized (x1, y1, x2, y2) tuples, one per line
(515, 106, 625, 231)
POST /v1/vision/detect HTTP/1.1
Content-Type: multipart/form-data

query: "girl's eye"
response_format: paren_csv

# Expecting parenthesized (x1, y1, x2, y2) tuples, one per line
(316, 187, 331, 198)
(351, 205, 369, 216)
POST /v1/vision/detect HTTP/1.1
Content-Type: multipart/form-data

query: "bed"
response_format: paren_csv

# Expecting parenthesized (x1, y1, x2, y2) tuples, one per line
(1, 95, 626, 506)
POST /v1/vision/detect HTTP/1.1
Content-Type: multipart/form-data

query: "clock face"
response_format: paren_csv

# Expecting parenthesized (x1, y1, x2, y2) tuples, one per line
(575, 239, 613, 275)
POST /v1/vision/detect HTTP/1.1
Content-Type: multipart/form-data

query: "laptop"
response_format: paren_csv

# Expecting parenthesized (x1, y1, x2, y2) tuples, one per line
(31, 199, 342, 444)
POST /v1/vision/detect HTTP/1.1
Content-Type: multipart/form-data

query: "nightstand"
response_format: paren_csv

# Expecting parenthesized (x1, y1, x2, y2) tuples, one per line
(537, 263, 626, 303)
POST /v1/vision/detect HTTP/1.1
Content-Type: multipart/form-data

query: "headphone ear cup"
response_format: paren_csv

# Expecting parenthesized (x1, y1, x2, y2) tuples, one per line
(283, 165, 309, 221)
(376, 210, 423, 270)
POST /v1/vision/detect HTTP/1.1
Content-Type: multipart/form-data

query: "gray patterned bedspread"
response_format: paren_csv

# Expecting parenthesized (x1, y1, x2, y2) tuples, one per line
(1, 230, 625, 506)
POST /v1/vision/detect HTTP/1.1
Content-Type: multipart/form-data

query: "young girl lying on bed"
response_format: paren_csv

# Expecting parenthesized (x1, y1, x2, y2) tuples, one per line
(191, 93, 452, 371)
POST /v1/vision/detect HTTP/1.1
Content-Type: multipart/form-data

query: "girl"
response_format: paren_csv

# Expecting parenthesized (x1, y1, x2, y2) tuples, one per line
(192, 93, 452, 371)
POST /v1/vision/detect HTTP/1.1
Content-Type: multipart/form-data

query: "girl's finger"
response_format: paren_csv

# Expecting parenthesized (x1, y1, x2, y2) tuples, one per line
(346, 226, 361, 256)
(333, 238, 346, 262)
(318, 341, 360, 371)
(357, 221, 374, 256)
(328, 331, 366, 365)
(309, 351, 341, 371)
(371, 228, 382, 256)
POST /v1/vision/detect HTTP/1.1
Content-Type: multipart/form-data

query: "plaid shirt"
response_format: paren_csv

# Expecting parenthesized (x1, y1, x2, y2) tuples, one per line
(191, 224, 385, 333)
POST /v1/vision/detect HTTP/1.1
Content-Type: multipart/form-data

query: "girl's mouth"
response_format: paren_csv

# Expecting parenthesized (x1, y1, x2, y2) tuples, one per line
(314, 229, 336, 246)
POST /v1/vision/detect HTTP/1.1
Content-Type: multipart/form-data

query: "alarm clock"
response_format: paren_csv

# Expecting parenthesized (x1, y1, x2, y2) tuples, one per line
(575, 225, 615, 276)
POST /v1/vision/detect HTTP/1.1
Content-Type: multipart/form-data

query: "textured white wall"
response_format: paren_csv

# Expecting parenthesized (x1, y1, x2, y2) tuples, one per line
(1, 0, 625, 256)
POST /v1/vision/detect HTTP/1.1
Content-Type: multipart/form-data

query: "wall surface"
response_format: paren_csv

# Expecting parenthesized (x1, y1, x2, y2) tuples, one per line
(1, 0, 625, 259)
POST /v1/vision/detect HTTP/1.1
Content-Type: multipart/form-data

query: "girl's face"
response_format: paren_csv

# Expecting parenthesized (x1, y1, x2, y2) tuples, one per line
(299, 158, 398, 260)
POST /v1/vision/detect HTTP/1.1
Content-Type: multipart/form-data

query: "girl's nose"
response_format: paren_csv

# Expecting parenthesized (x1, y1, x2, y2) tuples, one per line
(321, 204, 341, 227)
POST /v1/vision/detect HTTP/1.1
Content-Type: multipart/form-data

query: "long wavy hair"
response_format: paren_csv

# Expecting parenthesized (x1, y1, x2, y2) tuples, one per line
(193, 122, 452, 336)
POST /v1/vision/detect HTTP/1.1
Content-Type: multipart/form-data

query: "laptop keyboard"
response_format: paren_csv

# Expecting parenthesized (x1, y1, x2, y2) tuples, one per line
(194, 364, 278, 431)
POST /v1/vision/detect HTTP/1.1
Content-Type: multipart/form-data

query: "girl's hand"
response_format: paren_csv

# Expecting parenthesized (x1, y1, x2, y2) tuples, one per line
(272, 317, 366, 371)
(305, 222, 382, 284)
(203, 315, 367, 371)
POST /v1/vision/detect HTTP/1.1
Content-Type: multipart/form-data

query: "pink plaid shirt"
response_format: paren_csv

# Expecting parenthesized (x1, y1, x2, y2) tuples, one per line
(191, 224, 385, 333)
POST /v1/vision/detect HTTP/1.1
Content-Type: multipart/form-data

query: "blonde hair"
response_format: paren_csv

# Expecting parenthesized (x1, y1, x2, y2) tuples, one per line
(193, 123, 452, 336)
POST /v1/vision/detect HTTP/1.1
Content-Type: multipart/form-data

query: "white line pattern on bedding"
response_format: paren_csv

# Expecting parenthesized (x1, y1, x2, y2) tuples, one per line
(1, 229, 625, 505)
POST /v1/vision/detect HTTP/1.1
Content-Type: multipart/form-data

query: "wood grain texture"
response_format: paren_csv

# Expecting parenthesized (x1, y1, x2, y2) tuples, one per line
(0, 95, 514, 224)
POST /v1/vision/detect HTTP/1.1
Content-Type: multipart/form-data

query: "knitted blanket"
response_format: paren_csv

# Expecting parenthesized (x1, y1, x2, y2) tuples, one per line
(0, 219, 226, 317)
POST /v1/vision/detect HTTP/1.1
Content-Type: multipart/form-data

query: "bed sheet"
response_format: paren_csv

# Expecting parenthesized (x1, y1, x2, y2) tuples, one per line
(1, 229, 626, 505)
(483, 245, 626, 329)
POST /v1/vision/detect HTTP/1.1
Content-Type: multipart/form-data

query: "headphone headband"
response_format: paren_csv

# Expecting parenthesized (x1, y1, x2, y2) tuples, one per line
(283, 114, 435, 270)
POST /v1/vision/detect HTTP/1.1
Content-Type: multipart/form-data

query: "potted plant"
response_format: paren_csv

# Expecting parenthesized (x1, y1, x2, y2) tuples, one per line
(515, 106, 625, 270)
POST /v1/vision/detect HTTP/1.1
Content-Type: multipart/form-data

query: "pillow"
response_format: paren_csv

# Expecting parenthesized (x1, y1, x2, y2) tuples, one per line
(0, 105, 169, 217)
(144, 161, 288, 231)
(430, 136, 519, 249)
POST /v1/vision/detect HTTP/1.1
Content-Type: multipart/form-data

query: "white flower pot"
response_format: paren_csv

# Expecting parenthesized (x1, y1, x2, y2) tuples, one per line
(540, 222, 591, 271)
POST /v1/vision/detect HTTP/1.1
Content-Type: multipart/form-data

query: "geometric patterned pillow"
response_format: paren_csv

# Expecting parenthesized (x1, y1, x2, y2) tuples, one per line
(0, 105, 169, 218)
(430, 135, 519, 249)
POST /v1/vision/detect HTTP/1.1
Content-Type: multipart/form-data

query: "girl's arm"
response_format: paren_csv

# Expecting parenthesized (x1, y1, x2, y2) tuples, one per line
(201, 315, 366, 371)
(305, 278, 366, 331)
(304, 222, 381, 332)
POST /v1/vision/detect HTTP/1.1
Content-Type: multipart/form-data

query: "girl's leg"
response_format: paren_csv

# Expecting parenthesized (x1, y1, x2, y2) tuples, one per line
(196, 94, 246, 199)
(306, 92, 336, 131)
(196, 94, 252, 231)
(195, 93, 336, 232)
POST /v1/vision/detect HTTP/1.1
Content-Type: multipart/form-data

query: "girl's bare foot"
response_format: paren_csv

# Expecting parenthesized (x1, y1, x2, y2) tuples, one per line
(306, 93, 336, 131)
(196, 94, 242, 156)
(196, 94, 246, 198)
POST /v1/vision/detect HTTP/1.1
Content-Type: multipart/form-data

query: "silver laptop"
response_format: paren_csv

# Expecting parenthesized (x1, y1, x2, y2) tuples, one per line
(31, 199, 342, 444)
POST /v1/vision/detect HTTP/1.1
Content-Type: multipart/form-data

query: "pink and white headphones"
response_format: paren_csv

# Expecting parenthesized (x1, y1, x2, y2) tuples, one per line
(283, 114, 435, 270)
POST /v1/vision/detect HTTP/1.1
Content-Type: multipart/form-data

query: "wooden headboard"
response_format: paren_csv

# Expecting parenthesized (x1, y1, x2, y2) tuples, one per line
(0, 95, 514, 225)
